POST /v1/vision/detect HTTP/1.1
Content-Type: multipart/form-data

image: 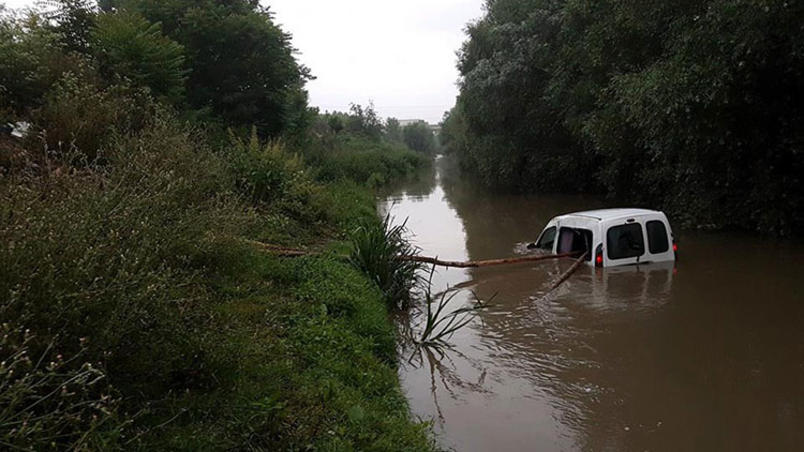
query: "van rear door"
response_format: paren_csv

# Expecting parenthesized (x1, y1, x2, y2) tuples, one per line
(605, 221, 646, 266)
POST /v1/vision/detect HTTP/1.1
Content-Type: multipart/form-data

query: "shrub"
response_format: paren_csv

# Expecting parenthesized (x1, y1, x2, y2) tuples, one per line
(30, 71, 158, 161)
(0, 115, 248, 399)
(0, 326, 123, 450)
(311, 135, 428, 186)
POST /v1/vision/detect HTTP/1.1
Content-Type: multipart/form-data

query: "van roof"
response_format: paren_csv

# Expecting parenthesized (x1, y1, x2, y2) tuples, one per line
(557, 208, 662, 222)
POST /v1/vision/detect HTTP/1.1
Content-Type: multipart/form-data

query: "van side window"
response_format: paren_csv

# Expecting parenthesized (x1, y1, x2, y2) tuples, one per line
(607, 224, 645, 260)
(646, 220, 669, 254)
(535, 226, 556, 250)
(557, 227, 593, 261)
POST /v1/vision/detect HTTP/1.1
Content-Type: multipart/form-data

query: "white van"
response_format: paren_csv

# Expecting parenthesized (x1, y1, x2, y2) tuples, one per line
(533, 208, 677, 268)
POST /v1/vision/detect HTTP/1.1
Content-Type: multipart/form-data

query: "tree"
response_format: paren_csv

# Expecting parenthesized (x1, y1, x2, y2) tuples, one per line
(384, 117, 402, 142)
(402, 121, 435, 154)
(345, 102, 383, 140)
(92, 11, 186, 102)
(121, 0, 311, 137)
(43, 0, 97, 53)
(449, 0, 804, 234)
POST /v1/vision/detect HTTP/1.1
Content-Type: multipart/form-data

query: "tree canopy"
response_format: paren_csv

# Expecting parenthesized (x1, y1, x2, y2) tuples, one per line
(444, 0, 804, 235)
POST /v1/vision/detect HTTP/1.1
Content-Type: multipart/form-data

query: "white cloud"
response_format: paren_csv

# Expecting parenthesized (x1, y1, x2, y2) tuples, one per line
(3, 0, 485, 123)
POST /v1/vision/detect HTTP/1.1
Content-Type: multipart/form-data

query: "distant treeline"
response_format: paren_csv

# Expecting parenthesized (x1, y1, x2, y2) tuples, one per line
(441, 0, 804, 235)
(313, 103, 438, 155)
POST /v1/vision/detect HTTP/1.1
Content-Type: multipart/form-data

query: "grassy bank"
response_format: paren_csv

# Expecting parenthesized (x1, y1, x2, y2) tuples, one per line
(1, 113, 434, 449)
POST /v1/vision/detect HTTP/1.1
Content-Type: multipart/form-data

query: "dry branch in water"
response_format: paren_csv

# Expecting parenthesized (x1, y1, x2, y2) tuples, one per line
(548, 252, 589, 291)
(246, 239, 583, 269)
(400, 252, 580, 268)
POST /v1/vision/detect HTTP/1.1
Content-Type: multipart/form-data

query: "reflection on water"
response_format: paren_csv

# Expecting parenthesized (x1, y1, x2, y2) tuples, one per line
(380, 156, 804, 452)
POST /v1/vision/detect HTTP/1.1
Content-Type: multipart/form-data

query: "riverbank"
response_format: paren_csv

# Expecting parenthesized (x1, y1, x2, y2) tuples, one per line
(0, 117, 435, 449)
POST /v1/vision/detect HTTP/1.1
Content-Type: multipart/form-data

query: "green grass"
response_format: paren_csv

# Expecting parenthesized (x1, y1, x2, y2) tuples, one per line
(139, 250, 435, 451)
(0, 111, 435, 450)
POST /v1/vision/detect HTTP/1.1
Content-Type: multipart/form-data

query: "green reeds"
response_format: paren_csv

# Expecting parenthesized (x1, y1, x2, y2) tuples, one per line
(348, 215, 424, 309)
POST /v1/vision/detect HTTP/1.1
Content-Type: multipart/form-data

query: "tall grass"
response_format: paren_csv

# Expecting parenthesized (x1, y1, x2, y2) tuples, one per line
(348, 215, 424, 309)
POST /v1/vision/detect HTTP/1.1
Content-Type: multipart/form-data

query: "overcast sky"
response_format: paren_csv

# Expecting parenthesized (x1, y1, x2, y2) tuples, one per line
(3, 0, 485, 123)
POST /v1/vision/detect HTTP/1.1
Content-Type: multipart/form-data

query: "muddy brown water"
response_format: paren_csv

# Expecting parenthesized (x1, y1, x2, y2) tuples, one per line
(379, 156, 804, 452)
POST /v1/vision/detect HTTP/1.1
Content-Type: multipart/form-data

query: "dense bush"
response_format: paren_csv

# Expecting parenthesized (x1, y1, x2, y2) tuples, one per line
(31, 71, 158, 159)
(0, 327, 122, 450)
(446, 0, 804, 235)
(310, 135, 429, 187)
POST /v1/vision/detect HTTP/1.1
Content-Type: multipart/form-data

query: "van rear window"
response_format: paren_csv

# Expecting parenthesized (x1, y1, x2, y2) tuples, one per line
(607, 224, 645, 260)
(557, 227, 593, 261)
(646, 220, 669, 254)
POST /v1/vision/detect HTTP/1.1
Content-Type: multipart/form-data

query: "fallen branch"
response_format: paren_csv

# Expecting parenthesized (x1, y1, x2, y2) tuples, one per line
(400, 252, 581, 268)
(547, 252, 589, 291)
(245, 239, 583, 269)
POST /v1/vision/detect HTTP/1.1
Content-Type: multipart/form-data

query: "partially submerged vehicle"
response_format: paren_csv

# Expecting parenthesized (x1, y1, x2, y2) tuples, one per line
(533, 208, 677, 268)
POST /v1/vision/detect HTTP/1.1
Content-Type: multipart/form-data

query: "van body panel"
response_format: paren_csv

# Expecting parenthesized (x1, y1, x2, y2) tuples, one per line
(535, 209, 675, 268)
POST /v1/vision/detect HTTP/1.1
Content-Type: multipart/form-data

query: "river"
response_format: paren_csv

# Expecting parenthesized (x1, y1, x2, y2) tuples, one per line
(379, 156, 804, 451)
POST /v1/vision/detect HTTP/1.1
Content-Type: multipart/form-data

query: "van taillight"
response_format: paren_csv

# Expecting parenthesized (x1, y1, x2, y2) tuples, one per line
(595, 244, 603, 267)
(673, 242, 678, 253)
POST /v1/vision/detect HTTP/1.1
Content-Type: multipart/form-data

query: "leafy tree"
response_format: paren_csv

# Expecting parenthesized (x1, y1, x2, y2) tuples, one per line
(384, 117, 402, 142)
(450, 0, 804, 234)
(120, 0, 311, 138)
(402, 121, 435, 154)
(92, 11, 186, 102)
(345, 102, 383, 140)
(0, 9, 85, 122)
(41, 0, 97, 53)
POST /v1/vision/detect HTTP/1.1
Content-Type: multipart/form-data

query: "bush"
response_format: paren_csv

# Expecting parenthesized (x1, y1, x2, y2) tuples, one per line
(30, 71, 158, 161)
(0, 326, 123, 450)
(311, 135, 428, 186)
(1, 115, 248, 400)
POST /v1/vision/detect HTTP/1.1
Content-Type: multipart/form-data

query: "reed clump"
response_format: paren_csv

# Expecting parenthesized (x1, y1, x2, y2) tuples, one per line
(348, 215, 425, 310)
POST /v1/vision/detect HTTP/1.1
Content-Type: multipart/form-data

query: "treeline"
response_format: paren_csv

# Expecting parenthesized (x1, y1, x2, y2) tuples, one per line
(1, 1, 434, 450)
(441, 0, 804, 235)
(313, 103, 438, 155)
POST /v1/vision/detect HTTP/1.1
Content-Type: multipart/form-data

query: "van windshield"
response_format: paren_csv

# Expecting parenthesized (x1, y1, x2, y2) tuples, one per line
(535, 226, 556, 251)
(557, 227, 593, 261)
